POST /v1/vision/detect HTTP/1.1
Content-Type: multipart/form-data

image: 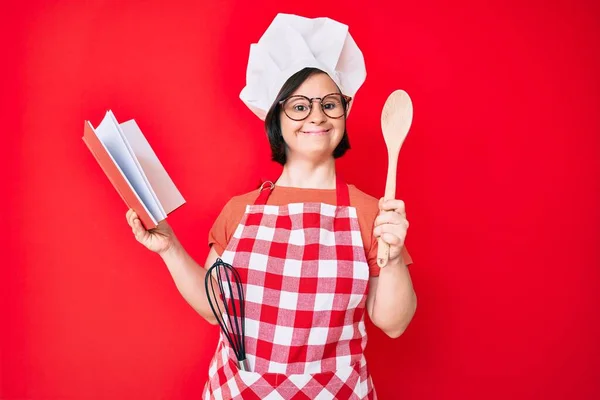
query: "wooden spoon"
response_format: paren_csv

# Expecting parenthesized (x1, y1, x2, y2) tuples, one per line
(377, 90, 413, 268)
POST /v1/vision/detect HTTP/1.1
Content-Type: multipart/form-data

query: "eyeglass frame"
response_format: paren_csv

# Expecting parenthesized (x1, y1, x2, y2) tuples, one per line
(278, 93, 353, 121)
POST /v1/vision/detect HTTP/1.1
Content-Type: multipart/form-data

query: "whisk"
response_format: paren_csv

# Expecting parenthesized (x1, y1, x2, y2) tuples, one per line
(205, 258, 248, 371)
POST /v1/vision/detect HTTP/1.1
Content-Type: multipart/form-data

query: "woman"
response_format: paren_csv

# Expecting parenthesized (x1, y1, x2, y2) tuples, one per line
(126, 14, 416, 399)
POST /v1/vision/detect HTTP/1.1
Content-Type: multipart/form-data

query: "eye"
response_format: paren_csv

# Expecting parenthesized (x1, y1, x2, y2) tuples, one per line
(293, 104, 309, 112)
(323, 96, 342, 109)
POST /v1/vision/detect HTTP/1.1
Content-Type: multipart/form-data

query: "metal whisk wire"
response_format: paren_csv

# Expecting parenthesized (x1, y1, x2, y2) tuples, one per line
(205, 258, 248, 371)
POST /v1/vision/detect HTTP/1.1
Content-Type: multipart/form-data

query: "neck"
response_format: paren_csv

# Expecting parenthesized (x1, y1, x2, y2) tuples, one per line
(276, 158, 336, 189)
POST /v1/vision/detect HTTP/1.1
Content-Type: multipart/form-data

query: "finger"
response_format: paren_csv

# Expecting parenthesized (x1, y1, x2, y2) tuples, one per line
(132, 219, 149, 242)
(380, 232, 405, 247)
(126, 209, 139, 227)
(130, 214, 143, 233)
(380, 199, 406, 214)
(374, 211, 405, 227)
(383, 199, 405, 213)
(131, 217, 141, 235)
(374, 220, 409, 238)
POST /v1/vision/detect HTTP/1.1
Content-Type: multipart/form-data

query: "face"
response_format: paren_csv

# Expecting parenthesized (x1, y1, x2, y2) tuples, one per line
(279, 73, 346, 162)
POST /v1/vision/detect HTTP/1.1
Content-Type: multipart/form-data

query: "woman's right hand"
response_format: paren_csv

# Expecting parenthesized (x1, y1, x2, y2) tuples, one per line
(126, 209, 178, 255)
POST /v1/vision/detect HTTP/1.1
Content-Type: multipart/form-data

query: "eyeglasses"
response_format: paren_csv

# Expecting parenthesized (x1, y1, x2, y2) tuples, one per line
(279, 93, 352, 121)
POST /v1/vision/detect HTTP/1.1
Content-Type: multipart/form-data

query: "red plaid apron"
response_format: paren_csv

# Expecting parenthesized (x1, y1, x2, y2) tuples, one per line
(203, 177, 376, 399)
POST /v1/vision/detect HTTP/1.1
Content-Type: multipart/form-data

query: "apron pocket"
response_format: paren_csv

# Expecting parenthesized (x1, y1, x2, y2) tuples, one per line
(230, 359, 367, 399)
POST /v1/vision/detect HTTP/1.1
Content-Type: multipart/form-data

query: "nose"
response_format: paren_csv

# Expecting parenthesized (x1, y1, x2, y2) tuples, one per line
(307, 99, 327, 123)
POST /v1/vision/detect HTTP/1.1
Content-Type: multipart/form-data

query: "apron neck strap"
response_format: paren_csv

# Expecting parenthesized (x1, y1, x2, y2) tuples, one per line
(336, 174, 350, 207)
(254, 175, 350, 207)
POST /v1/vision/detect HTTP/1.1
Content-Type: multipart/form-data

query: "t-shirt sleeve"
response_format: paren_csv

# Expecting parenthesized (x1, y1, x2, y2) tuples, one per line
(208, 199, 233, 256)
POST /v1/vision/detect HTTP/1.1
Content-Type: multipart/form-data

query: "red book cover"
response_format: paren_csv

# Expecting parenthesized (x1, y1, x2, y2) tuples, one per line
(82, 120, 157, 229)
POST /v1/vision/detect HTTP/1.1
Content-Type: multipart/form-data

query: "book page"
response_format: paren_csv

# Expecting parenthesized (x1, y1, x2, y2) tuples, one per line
(94, 111, 164, 222)
(120, 119, 185, 214)
(108, 111, 166, 217)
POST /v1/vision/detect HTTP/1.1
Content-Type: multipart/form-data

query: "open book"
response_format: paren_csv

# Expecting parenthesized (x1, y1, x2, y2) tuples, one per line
(82, 110, 185, 229)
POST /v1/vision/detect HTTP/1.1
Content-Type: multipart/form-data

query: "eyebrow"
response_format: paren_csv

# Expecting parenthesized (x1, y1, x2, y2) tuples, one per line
(289, 92, 341, 98)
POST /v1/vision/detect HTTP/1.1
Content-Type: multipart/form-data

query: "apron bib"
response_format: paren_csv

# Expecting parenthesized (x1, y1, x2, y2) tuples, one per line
(203, 177, 376, 399)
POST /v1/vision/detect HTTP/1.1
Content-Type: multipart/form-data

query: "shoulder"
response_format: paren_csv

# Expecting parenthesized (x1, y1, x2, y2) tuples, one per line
(220, 188, 261, 214)
(211, 188, 260, 233)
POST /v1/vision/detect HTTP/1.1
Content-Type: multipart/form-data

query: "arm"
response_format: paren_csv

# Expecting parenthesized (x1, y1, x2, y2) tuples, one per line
(160, 241, 222, 325)
(366, 258, 417, 338)
(126, 209, 223, 326)
(366, 198, 417, 338)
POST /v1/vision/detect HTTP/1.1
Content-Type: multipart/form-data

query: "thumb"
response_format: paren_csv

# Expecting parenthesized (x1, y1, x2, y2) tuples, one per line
(133, 218, 151, 243)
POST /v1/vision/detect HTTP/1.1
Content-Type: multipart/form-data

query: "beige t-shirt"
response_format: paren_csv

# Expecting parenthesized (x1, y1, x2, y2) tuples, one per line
(208, 185, 413, 277)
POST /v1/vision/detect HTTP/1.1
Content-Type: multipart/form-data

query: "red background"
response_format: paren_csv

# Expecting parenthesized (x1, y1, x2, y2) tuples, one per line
(2, 0, 599, 399)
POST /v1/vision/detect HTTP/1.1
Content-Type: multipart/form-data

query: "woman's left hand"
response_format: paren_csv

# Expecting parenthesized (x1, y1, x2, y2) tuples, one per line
(374, 198, 409, 263)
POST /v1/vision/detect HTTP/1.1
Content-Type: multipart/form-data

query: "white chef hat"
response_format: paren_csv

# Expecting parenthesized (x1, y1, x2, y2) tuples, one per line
(239, 13, 367, 121)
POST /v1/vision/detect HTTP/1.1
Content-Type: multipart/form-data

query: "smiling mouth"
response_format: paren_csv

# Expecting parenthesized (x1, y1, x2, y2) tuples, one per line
(300, 129, 330, 135)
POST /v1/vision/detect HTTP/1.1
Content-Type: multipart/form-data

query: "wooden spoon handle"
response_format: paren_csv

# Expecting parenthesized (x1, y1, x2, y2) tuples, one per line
(377, 237, 390, 268)
(377, 153, 399, 268)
